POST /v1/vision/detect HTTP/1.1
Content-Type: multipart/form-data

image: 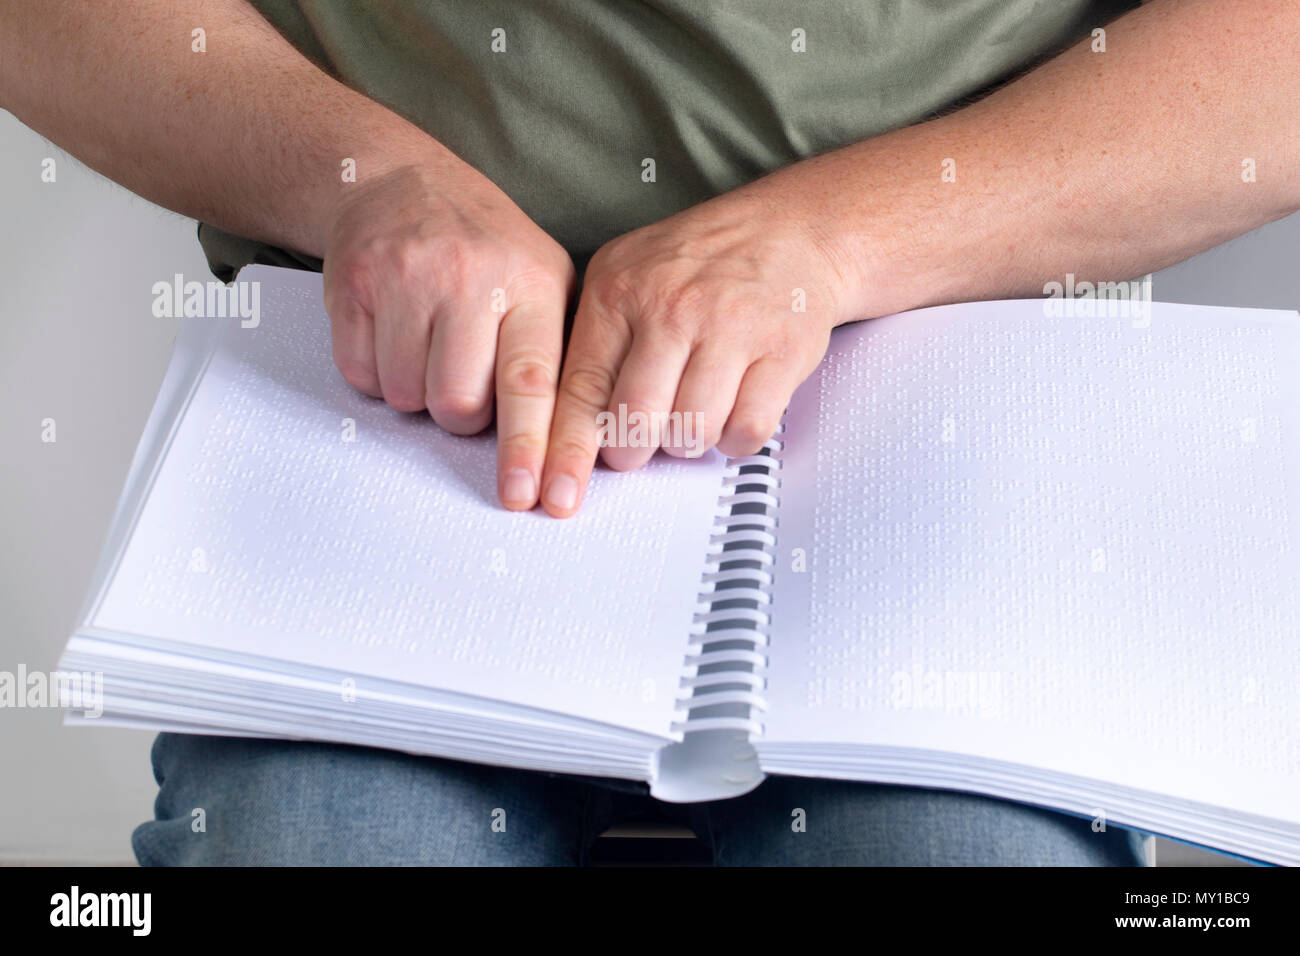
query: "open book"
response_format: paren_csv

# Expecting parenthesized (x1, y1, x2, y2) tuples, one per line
(61, 266, 1300, 864)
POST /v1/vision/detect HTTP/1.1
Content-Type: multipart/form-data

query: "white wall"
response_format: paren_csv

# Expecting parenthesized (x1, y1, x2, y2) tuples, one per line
(0, 109, 209, 862)
(1, 105, 1297, 863)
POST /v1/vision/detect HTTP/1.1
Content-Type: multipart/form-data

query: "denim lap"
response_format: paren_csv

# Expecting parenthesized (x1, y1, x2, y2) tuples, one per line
(133, 733, 1150, 866)
(133, 733, 589, 865)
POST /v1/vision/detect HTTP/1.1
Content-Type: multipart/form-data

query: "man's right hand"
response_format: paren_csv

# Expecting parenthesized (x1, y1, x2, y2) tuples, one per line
(0, 0, 577, 512)
(322, 158, 575, 511)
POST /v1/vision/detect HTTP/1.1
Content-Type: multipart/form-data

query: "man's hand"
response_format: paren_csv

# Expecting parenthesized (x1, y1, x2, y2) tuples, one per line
(538, 187, 858, 517)
(323, 159, 575, 511)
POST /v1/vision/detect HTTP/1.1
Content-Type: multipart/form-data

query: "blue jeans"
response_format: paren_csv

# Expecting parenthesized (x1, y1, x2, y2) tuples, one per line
(132, 733, 1151, 866)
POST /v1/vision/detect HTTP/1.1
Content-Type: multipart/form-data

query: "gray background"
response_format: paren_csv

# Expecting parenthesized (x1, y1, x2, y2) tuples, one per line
(1, 108, 1295, 863)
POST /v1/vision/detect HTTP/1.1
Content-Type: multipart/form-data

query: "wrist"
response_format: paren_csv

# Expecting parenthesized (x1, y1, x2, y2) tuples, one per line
(310, 119, 468, 257)
(807, 173, 960, 327)
(772, 117, 1000, 327)
(752, 155, 935, 330)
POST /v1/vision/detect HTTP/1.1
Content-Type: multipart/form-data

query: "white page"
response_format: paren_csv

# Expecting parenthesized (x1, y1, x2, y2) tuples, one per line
(765, 298, 1300, 821)
(93, 266, 726, 739)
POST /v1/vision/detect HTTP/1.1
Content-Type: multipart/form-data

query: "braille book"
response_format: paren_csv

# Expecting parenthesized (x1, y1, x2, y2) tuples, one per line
(60, 265, 1300, 864)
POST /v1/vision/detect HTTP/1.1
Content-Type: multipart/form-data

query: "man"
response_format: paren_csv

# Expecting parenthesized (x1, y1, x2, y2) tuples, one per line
(3, 0, 1295, 864)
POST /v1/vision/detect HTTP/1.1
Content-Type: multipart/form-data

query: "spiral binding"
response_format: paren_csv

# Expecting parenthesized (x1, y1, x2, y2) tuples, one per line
(671, 423, 784, 739)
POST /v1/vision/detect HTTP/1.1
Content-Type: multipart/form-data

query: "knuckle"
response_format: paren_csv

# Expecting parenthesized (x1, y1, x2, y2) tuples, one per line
(663, 410, 719, 458)
(383, 387, 427, 413)
(431, 237, 485, 284)
(654, 309, 696, 346)
(427, 388, 489, 427)
(390, 240, 434, 284)
(497, 431, 547, 460)
(585, 270, 634, 313)
(644, 283, 710, 346)
(499, 354, 557, 398)
(325, 257, 376, 312)
(658, 280, 710, 318)
(728, 415, 776, 453)
(550, 436, 596, 463)
(561, 363, 618, 412)
(758, 329, 798, 362)
(334, 354, 377, 391)
(508, 260, 571, 302)
(693, 417, 725, 451)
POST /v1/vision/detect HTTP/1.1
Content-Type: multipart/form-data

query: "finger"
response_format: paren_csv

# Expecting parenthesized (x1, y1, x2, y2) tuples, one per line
(425, 292, 497, 435)
(373, 288, 434, 413)
(323, 266, 381, 398)
(717, 358, 794, 458)
(494, 300, 563, 510)
(540, 300, 632, 518)
(598, 327, 692, 472)
(664, 346, 747, 459)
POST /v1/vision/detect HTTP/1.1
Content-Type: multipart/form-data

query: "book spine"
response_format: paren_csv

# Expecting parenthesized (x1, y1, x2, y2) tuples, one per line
(671, 425, 784, 740)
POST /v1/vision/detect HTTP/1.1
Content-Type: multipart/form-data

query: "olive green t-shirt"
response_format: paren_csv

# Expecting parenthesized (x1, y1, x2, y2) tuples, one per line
(199, 0, 1138, 281)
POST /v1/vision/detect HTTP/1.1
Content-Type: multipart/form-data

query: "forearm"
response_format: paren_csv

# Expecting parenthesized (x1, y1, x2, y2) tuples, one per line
(769, 0, 1300, 322)
(0, 0, 457, 258)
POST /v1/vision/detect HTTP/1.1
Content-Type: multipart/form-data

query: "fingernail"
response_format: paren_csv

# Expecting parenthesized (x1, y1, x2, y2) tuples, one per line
(502, 468, 536, 505)
(545, 474, 579, 512)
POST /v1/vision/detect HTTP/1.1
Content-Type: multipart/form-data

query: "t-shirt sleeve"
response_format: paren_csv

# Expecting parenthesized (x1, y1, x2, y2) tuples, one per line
(197, 221, 322, 283)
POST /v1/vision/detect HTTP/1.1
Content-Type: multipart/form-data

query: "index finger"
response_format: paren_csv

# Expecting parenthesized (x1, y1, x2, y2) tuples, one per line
(495, 299, 564, 510)
(540, 297, 631, 518)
